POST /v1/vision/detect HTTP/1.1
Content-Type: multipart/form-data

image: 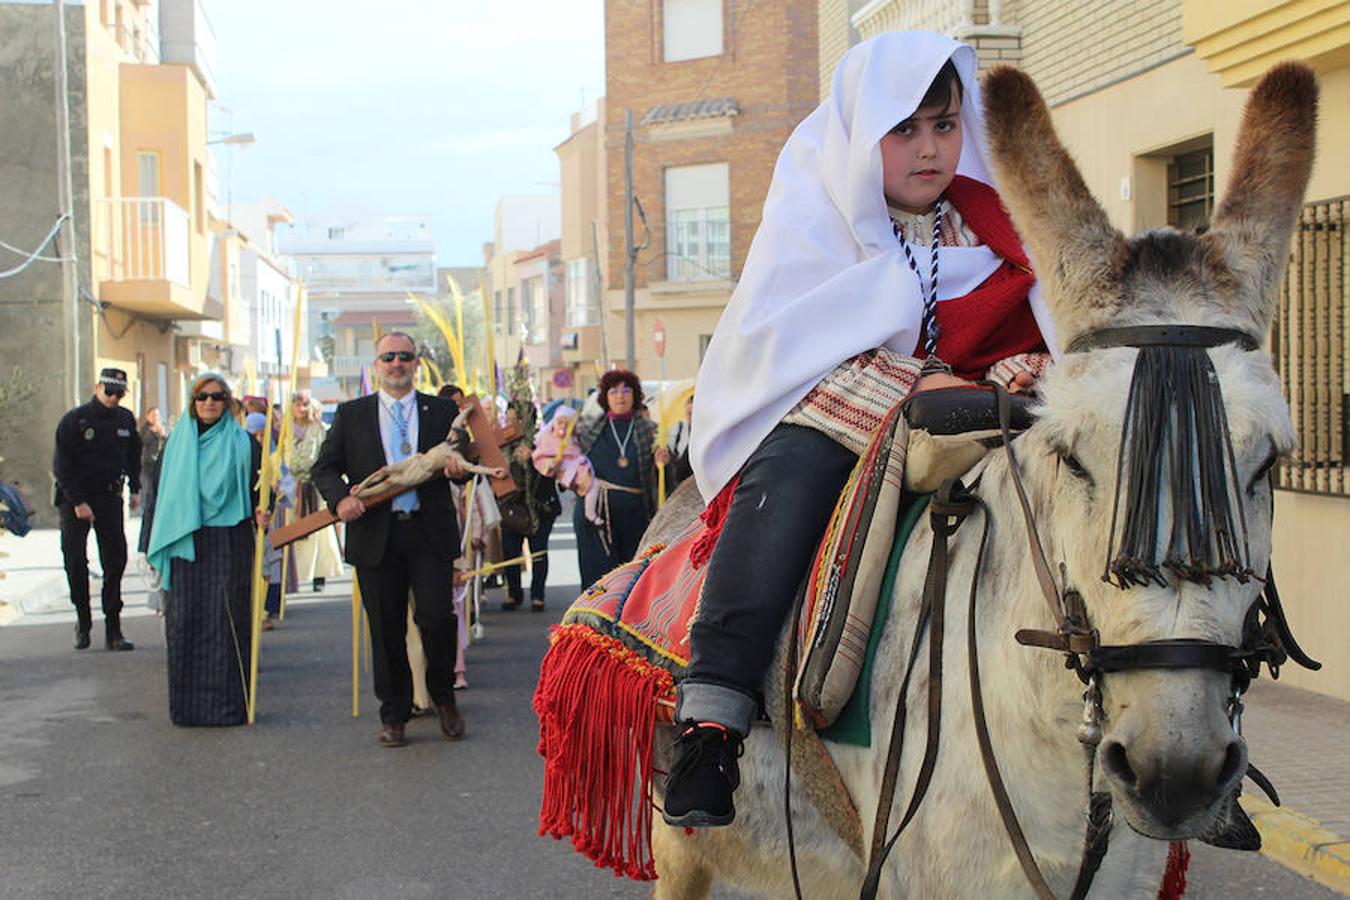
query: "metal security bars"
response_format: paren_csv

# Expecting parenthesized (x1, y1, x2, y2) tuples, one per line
(1273, 195, 1348, 496)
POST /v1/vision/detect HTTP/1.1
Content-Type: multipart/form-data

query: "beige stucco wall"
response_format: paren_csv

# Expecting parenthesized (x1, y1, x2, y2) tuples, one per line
(1272, 491, 1350, 698)
(1045, 53, 1247, 233)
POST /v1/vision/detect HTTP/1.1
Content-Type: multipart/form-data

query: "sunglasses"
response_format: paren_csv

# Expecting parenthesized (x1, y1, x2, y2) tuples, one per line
(194, 391, 228, 403)
(377, 350, 416, 363)
(103, 387, 126, 397)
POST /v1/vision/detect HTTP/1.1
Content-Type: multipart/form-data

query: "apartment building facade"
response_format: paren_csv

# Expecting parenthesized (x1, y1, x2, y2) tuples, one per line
(604, 0, 820, 381)
(484, 195, 561, 391)
(555, 101, 609, 397)
(0, 0, 231, 524)
(821, 0, 1350, 701)
(283, 214, 435, 403)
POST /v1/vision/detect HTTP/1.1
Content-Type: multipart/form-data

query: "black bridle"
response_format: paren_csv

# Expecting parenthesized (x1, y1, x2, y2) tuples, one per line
(1001, 324, 1322, 899)
(855, 324, 1321, 900)
(1015, 324, 1318, 690)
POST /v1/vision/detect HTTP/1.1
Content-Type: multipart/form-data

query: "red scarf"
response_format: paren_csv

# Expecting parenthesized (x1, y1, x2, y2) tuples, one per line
(925, 175, 1044, 380)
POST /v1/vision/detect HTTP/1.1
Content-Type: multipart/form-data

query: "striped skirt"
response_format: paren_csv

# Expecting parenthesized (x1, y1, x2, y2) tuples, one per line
(165, 522, 253, 726)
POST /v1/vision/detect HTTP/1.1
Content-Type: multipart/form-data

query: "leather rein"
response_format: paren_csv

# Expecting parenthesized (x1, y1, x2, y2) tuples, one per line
(856, 325, 1322, 900)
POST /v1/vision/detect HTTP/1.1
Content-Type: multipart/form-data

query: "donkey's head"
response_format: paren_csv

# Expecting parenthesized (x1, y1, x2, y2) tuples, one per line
(982, 63, 1317, 839)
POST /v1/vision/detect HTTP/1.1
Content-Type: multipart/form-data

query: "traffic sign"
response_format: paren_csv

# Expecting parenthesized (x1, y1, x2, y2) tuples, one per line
(653, 316, 666, 358)
(552, 368, 573, 389)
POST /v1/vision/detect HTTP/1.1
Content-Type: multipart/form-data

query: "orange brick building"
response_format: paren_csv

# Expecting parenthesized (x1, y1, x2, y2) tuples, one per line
(603, 0, 819, 381)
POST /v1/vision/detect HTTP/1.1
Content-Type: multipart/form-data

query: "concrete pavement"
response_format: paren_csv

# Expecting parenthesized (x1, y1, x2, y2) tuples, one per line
(1, 514, 1345, 897)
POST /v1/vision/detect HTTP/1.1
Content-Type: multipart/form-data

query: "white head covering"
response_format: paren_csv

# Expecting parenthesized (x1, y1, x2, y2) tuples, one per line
(689, 32, 1056, 501)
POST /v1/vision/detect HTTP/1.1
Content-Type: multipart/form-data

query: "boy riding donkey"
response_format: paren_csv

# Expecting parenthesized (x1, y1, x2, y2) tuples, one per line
(666, 31, 1054, 827)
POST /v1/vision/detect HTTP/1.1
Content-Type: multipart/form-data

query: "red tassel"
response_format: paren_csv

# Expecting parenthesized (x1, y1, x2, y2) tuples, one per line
(1156, 840, 1190, 899)
(534, 624, 676, 881)
(689, 475, 739, 569)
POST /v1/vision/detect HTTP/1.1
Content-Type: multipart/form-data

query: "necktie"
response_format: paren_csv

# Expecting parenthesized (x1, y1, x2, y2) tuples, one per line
(391, 399, 417, 513)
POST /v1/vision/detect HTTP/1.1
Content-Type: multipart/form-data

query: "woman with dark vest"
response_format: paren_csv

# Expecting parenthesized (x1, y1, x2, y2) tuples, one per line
(571, 370, 665, 588)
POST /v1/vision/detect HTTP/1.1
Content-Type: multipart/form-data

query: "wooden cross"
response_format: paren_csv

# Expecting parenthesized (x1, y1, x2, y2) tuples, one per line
(271, 395, 522, 548)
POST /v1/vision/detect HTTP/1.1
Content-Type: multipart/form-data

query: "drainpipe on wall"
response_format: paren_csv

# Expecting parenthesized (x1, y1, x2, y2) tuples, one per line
(53, 0, 81, 406)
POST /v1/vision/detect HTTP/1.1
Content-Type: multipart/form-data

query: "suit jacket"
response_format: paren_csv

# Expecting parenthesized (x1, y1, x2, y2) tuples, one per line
(311, 392, 460, 569)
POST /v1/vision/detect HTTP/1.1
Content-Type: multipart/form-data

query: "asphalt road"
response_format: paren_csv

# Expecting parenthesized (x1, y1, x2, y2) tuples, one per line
(0, 526, 1338, 899)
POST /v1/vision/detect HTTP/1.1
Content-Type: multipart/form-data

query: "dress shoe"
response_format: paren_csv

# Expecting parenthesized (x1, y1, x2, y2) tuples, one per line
(73, 625, 91, 650)
(436, 702, 466, 741)
(105, 634, 135, 651)
(377, 722, 407, 748)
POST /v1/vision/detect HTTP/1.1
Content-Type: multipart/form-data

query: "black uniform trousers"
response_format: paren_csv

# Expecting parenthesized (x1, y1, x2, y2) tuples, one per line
(58, 492, 128, 629)
(354, 515, 458, 725)
(686, 424, 857, 694)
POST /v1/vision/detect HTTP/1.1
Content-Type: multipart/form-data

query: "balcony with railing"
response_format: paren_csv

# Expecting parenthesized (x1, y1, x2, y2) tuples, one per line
(331, 354, 369, 378)
(95, 196, 204, 318)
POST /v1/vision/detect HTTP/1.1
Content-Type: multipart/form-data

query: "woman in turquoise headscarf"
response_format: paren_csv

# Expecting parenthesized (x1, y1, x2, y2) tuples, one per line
(147, 373, 262, 726)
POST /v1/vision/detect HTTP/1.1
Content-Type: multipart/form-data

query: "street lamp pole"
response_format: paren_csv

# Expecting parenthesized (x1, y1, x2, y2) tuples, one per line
(623, 108, 636, 372)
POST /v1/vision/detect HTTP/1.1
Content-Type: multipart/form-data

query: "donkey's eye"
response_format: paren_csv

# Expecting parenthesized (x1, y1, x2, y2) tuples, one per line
(1248, 451, 1279, 496)
(1055, 446, 1093, 487)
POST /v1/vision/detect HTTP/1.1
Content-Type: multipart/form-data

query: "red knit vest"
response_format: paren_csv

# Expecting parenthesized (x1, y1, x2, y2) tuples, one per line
(925, 175, 1045, 380)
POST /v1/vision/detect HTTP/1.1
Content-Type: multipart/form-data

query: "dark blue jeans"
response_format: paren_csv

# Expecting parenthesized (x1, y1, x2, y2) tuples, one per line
(682, 424, 856, 731)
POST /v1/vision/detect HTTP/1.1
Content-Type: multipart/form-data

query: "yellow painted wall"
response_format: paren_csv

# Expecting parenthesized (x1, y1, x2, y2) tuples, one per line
(1046, 53, 1246, 234)
(118, 63, 211, 303)
(84, 4, 124, 287)
(1273, 491, 1350, 697)
(81, 3, 186, 422)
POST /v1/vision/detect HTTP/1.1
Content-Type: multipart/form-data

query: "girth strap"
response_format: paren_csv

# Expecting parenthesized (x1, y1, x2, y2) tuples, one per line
(859, 483, 975, 900)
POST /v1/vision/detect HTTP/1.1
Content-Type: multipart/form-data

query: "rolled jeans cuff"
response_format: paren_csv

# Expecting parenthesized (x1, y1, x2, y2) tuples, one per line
(676, 681, 756, 736)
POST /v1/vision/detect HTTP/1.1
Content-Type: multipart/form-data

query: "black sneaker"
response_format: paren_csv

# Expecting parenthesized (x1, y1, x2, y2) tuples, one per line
(662, 721, 743, 827)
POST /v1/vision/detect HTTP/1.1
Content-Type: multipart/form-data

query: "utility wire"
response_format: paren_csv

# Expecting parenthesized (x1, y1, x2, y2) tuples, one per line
(0, 214, 71, 279)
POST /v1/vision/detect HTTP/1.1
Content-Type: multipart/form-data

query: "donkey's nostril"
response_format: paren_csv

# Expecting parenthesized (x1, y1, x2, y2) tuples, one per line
(1100, 740, 1137, 789)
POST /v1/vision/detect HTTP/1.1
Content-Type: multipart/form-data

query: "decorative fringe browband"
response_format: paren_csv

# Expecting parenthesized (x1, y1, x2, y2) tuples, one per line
(1105, 343, 1253, 588)
(534, 623, 676, 881)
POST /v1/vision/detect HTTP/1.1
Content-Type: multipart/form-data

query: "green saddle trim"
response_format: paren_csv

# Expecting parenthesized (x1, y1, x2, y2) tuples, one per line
(820, 492, 931, 747)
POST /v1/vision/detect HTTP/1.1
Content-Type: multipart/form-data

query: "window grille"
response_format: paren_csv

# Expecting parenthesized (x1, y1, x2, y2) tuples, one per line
(1167, 147, 1214, 232)
(1273, 195, 1348, 496)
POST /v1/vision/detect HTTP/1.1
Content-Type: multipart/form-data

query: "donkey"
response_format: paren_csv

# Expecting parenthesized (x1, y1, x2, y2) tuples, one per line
(641, 62, 1318, 899)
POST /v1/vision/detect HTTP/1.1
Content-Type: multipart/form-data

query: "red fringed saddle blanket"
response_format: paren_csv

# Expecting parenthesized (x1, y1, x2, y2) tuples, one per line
(533, 517, 708, 880)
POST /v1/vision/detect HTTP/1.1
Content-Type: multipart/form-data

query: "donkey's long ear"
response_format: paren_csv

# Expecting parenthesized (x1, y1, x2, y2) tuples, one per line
(1205, 63, 1318, 332)
(981, 66, 1128, 338)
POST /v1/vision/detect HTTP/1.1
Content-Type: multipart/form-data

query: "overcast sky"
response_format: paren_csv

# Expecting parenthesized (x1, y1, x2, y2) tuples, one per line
(207, 0, 605, 265)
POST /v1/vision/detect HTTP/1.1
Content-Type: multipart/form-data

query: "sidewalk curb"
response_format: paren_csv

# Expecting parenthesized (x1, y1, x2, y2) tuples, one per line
(1241, 793, 1350, 895)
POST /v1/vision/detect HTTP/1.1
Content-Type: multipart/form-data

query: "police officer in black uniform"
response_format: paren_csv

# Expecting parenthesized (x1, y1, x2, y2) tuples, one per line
(53, 368, 142, 651)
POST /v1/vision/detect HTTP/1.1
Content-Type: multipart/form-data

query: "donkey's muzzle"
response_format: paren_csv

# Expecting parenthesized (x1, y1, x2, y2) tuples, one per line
(1100, 733, 1247, 833)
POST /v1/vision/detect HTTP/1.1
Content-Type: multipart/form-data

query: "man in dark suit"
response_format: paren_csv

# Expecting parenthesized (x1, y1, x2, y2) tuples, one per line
(312, 333, 467, 748)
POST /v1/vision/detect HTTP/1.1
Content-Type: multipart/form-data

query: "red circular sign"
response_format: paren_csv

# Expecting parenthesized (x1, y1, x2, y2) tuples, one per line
(552, 368, 574, 389)
(653, 316, 667, 358)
